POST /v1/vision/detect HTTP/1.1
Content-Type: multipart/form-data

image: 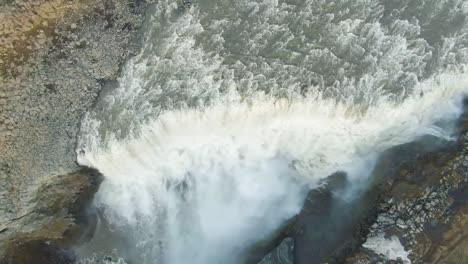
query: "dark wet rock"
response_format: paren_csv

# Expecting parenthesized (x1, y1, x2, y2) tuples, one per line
(2, 241, 75, 264)
(256, 172, 379, 264)
(244, 214, 297, 264)
(289, 172, 378, 264)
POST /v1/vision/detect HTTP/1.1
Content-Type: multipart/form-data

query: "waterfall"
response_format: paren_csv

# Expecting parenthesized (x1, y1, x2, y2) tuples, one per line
(76, 0, 468, 263)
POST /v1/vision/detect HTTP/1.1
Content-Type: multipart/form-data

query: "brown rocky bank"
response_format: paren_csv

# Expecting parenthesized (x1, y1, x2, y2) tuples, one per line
(260, 108, 468, 264)
(345, 115, 468, 264)
(0, 0, 148, 262)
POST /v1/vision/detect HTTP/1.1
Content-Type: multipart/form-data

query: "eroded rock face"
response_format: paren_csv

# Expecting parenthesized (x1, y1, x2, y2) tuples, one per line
(0, 169, 102, 264)
(0, 0, 147, 262)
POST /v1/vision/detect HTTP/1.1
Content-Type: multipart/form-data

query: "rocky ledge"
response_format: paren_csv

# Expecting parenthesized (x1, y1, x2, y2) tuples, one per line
(0, 0, 147, 262)
(347, 132, 468, 262)
(1, 169, 102, 263)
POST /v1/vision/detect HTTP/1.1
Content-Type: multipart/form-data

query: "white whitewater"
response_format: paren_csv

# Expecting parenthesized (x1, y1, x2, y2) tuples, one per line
(363, 234, 412, 263)
(77, 0, 468, 263)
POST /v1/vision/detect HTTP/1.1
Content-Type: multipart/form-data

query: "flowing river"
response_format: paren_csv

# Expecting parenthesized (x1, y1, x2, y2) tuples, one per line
(76, 0, 468, 263)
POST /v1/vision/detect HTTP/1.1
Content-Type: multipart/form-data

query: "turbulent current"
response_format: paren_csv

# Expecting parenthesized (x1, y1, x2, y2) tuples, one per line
(76, 0, 468, 263)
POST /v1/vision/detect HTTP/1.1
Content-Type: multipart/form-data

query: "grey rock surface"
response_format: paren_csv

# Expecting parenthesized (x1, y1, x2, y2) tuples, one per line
(0, 0, 147, 261)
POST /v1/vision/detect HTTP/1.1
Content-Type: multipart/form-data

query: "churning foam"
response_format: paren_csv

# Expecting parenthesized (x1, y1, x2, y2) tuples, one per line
(81, 71, 468, 177)
(77, 70, 468, 263)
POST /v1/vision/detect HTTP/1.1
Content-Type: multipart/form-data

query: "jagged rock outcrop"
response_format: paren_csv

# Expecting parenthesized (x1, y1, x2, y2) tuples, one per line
(1, 169, 102, 263)
(346, 137, 468, 263)
(343, 112, 468, 263)
(0, 0, 147, 262)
